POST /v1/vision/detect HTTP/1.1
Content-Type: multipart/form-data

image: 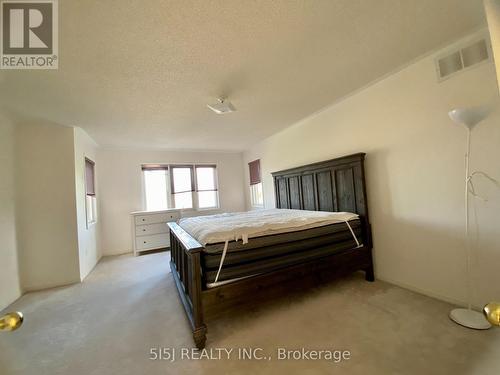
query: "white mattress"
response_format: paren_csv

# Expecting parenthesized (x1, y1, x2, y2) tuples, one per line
(178, 209, 359, 246)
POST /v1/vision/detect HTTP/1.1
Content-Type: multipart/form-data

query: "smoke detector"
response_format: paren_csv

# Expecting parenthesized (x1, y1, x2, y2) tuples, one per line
(207, 98, 236, 114)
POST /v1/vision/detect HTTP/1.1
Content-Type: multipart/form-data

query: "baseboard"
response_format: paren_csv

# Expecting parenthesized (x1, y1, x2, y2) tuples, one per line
(0, 291, 22, 312)
(80, 254, 103, 282)
(22, 279, 80, 294)
(101, 250, 133, 257)
(376, 275, 483, 311)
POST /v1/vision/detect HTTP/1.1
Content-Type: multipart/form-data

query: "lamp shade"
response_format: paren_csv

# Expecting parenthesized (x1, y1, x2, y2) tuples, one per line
(448, 107, 490, 130)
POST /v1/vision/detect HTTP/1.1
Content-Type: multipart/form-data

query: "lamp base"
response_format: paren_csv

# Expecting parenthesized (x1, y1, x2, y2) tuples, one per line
(449, 308, 491, 330)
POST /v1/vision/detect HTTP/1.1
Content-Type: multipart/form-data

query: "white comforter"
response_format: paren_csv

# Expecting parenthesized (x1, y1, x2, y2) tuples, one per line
(178, 209, 359, 246)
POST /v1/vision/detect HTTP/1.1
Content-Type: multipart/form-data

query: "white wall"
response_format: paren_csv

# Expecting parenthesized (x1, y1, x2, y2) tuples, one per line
(16, 122, 81, 291)
(243, 31, 500, 308)
(97, 149, 245, 255)
(0, 115, 21, 310)
(74, 127, 101, 280)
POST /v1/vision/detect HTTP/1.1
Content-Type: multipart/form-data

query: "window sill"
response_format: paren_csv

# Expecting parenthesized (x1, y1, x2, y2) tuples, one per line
(174, 207, 220, 212)
(140, 207, 220, 213)
(178, 207, 221, 217)
(251, 205, 265, 210)
(136, 208, 182, 214)
(196, 207, 220, 212)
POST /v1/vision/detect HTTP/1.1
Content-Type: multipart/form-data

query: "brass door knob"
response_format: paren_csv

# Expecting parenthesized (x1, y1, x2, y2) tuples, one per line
(0, 312, 24, 332)
(484, 302, 500, 326)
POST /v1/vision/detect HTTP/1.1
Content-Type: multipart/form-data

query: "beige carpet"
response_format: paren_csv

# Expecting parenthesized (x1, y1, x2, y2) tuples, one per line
(1, 252, 499, 375)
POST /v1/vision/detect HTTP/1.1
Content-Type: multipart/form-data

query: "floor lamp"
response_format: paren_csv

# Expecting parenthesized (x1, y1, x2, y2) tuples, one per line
(448, 107, 491, 330)
(0, 312, 23, 332)
(484, 302, 500, 326)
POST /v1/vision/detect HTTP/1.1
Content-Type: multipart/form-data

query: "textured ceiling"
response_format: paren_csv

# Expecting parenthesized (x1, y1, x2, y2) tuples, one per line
(0, 0, 486, 151)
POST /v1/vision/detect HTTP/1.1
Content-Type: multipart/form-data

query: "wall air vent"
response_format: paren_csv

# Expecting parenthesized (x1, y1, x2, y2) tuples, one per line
(435, 38, 491, 81)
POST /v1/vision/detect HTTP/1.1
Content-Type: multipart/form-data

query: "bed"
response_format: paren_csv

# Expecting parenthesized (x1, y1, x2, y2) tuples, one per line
(168, 153, 373, 349)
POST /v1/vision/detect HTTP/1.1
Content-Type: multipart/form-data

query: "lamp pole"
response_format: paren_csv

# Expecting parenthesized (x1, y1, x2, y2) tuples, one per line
(464, 128, 472, 311)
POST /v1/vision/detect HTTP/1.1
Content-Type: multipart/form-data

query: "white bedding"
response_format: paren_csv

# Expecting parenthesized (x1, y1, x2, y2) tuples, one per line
(178, 209, 359, 246)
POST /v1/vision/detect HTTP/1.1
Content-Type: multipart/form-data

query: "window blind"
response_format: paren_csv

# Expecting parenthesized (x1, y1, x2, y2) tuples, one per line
(141, 164, 169, 171)
(248, 159, 261, 185)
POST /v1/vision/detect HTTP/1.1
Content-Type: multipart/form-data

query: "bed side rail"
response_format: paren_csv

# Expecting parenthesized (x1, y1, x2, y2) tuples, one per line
(168, 222, 207, 349)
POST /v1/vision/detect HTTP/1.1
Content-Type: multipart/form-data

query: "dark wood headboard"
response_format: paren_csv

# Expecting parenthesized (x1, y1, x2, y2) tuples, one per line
(271, 153, 370, 221)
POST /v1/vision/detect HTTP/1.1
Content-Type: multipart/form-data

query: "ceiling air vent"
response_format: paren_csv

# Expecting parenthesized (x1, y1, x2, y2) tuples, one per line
(436, 38, 491, 81)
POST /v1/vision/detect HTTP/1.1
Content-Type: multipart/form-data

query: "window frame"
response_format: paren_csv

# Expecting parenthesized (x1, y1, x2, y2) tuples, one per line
(141, 163, 220, 212)
(142, 164, 171, 211)
(250, 182, 264, 208)
(248, 159, 264, 208)
(170, 165, 195, 210)
(85, 157, 97, 228)
(194, 164, 219, 210)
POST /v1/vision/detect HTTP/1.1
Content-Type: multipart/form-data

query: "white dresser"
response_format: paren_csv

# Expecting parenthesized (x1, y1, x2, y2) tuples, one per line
(131, 209, 181, 256)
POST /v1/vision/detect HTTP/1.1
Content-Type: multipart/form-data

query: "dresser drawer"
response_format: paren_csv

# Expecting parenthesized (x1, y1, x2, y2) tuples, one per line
(136, 223, 169, 237)
(135, 233, 170, 251)
(134, 212, 180, 225)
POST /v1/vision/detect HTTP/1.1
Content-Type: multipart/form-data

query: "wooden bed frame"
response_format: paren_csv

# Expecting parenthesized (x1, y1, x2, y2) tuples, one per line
(168, 153, 373, 349)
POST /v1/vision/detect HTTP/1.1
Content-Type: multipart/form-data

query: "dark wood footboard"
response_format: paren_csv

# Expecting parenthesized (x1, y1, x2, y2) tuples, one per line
(169, 221, 374, 349)
(168, 222, 207, 349)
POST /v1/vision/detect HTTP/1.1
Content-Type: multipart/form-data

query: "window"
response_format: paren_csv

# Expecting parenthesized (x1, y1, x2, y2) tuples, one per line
(248, 159, 263, 207)
(171, 166, 194, 209)
(142, 163, 219, 211)
(143, 165, 169, 211)
(195, 165, 218, 209)
(250, 182, 263, 207)
(85, 158, 97, 226)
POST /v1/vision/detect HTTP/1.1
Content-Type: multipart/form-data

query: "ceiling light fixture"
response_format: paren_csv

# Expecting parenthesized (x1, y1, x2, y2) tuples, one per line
(207, 98, 236, 114)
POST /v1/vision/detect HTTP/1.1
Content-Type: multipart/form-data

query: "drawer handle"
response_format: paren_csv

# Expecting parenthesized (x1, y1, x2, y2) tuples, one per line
(142, 219, 146, 221)
(143, 241, 147, 244)
(142, 229, 146, 232)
